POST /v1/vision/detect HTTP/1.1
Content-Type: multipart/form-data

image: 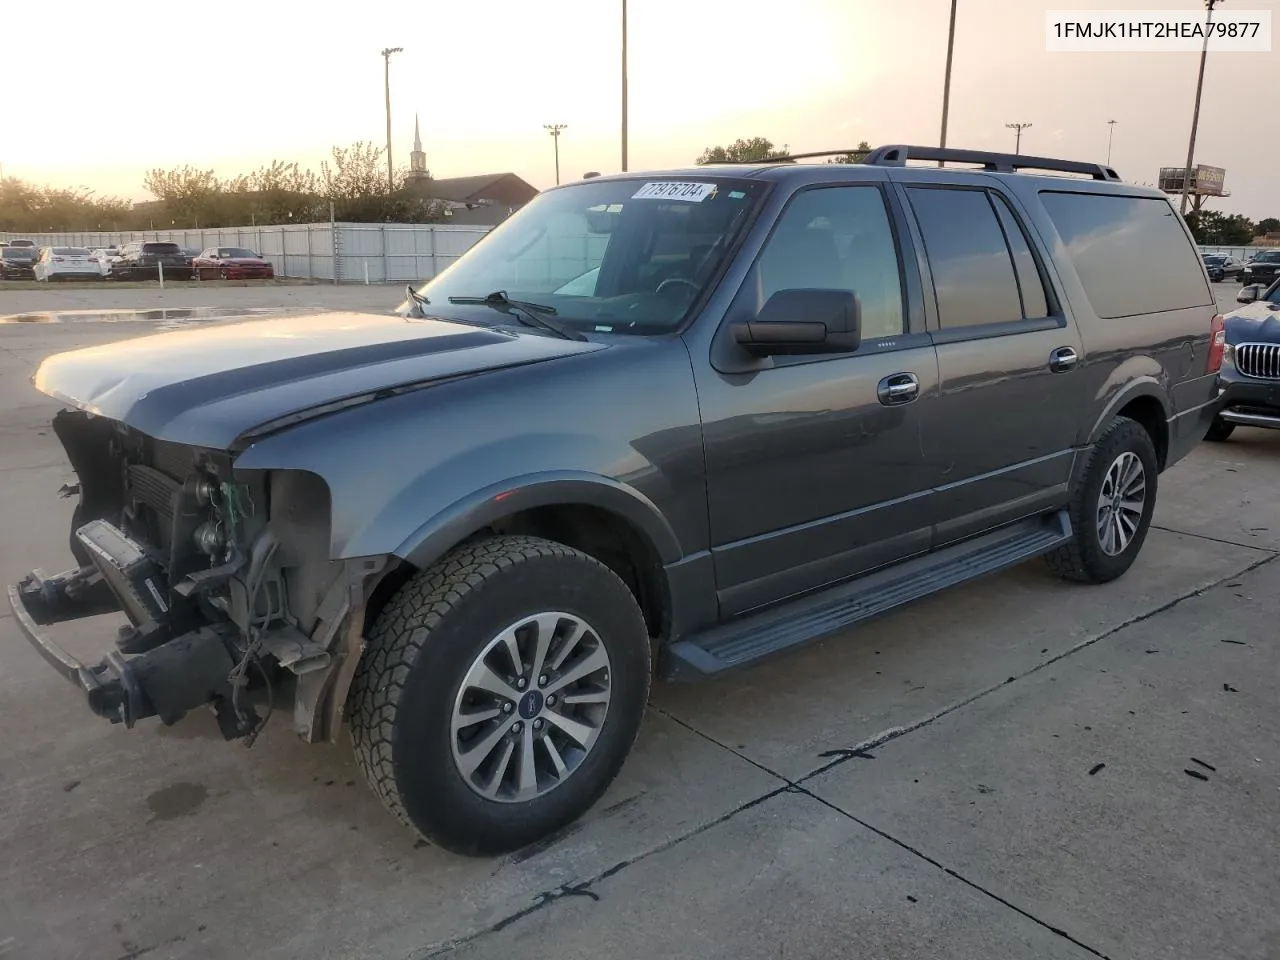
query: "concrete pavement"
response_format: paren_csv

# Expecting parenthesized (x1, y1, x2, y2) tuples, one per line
(0, 286, 1275, 960)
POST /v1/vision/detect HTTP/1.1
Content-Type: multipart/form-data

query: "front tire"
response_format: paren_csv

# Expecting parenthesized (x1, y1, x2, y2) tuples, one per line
(1204, 416, 1235, 442)
(348, 535, 651, 856)
(1046, 416, 1158, 584)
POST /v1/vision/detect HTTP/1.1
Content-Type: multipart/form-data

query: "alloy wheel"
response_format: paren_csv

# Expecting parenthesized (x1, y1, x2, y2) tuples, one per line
(1096, 451, 1146, 557)
(450, 612, 612, 803)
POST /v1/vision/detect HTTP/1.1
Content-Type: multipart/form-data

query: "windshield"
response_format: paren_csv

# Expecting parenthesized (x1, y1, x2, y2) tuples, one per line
(143, 242, 181, 254)
(1203, 255, 1224, 263)
(2, 248, 37, 259)
(218, 247, 258, 258)
(1254, 251, 1280, 263)
(413, 177, 766, 335)
(52, 247, 90, 256)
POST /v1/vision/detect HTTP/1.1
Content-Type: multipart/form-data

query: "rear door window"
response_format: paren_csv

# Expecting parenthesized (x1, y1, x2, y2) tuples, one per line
(1039, 191, 1213, 318)
(905, 186, 1025, 329)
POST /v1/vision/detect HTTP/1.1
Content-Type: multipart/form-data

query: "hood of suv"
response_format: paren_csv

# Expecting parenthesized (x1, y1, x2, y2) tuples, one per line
(34, 310, 605, 448)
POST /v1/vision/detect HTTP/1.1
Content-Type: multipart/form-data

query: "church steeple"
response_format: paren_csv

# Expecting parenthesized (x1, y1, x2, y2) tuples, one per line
(409, 114, 429, 179)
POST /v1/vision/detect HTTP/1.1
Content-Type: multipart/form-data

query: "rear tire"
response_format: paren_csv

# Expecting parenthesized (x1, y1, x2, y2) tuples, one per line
(1204, 416, 1235, 442)
(1046, 416, 1158, 584)
(348, 535, 651, 856)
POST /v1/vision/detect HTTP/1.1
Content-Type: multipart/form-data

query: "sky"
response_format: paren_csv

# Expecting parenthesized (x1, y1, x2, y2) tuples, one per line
(0, 0, 1276, 217)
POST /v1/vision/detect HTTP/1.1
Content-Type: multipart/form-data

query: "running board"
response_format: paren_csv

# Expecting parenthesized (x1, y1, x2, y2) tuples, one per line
(663, 510, 1073, 681)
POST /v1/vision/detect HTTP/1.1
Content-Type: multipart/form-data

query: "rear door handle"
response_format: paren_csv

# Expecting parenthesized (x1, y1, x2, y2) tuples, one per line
(1049, 347, 1078, 373)
(878, 372, 919, 405)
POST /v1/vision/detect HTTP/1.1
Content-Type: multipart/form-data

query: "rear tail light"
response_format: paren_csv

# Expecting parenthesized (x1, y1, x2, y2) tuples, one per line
(1207, 314, 1226, 374)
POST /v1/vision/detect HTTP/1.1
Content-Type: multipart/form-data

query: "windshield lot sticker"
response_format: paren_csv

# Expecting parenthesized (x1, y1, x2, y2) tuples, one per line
(632, 181, 718, 202)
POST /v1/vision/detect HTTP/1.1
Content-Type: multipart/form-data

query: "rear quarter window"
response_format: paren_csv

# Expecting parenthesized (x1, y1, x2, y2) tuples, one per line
(1039, 191, 1213, 319)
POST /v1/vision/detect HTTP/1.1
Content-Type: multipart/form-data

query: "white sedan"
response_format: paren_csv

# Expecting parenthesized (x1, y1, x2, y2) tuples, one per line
(33, 247, 102, 281)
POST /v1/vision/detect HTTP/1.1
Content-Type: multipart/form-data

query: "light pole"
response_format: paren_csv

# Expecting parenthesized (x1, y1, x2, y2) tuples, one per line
(939, 0, 958, 162)
(381, 46, 403, 195)
(621, 0, 629, 172)
(1106, 119, 1118, 166)
(1179, 0, 1223, 216)
(1005, 122, 1032, 154)
(544, 124, 567, 185)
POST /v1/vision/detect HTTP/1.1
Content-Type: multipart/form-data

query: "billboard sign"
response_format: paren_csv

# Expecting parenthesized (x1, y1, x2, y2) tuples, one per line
(1158, 164, 1227, 196)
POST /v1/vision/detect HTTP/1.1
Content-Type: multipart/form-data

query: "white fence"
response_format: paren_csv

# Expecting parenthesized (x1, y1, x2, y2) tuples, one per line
(0, 222, 496, 284)
(1, 222, 1271, 284)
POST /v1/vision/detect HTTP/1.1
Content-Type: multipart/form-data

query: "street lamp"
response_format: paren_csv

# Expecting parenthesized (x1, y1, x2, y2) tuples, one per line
(381, 46, 403, 195)
(1179, 0, 1223, 216)
(1106, 119, 1118, 166)
(544, 124, 568, 185)
(1005, 121, 1032, 154)
(621, 0, 629, 172)
(939, 0, 958, 163)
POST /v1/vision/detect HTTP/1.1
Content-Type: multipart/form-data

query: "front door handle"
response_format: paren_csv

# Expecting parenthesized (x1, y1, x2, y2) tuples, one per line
(878, 372, 919, 405)
(1049, 347, 1078, 373)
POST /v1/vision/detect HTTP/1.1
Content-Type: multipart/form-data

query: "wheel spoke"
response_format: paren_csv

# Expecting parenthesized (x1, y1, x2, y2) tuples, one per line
(452, 704, 502, 734)
(1098, 512, 1115, 554)
(1113, 510, 1129, 552)
(501, 632, 523, 676)
(545, 646, 610, 695)
(545, 709, 597, 748)
(542, 736, 568, 777)
(528, 613, 560, 682)
(516, 725, 538, 800)
(1116, 497, 1144, 515)
(462, 662, 520, 702)
(560, 688, 610, 706)
(479, 737, 516, 799)
(457, 716, 517, 777)
(548, 621, 588, 672)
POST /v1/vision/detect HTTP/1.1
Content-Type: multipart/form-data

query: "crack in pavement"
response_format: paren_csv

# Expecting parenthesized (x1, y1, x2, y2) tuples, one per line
(415, 545, 1279, 958)
(1151, 523, 1277, 552)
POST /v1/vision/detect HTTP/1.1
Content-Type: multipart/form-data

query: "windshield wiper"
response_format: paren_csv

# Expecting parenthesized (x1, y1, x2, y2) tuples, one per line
(447, 291, 586, 342)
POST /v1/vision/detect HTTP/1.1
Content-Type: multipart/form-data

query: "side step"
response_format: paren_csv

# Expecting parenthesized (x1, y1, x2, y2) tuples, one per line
(663, 510, 1073, 681)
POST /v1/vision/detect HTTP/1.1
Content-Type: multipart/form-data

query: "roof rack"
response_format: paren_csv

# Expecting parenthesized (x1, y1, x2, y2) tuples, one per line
(698, 149, 864, 166)
(861, 145, 1121, 181)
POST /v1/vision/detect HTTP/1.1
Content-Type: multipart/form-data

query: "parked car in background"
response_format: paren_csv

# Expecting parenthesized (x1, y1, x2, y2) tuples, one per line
(1202, 253, 1243, 283)
(191, 246, 275, 280)
(1205, 278, 1280, 440)
(7, 238, 37, 248)
(111, 241, 193, 280)
(10, 145, 1224, 857)
(89, 247, 119, 276)
(0, 245, 40, 279)
(1242, 249, 1280, 287)
(33, 247, 102, 282)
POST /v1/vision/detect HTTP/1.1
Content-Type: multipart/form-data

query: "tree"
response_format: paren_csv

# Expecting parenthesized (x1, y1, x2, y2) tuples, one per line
(1256, 217, 1280, 237)
(826, 141, 872, 164)
(1187, 210, 1255, 246)
(0, 177, 130, 232)
(696, 137, 790, 165)
(143, 165, 224, 227)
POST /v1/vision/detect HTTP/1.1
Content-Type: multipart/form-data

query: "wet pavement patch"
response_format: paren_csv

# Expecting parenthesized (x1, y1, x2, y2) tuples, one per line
(0, 306, 287, 326)
(146, 782, 208, 822)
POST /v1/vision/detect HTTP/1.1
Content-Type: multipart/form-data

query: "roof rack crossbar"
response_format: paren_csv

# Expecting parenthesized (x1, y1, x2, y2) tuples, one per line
(697, 149, 867, 166)
(860, 144, 1121, 181)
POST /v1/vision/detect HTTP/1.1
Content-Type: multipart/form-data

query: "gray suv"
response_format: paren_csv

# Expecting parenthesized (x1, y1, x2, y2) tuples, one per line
(10, 145, 1224, 856)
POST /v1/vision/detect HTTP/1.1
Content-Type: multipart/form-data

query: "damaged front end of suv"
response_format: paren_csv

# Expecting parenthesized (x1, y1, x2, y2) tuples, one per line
(11, 407, 394, 745)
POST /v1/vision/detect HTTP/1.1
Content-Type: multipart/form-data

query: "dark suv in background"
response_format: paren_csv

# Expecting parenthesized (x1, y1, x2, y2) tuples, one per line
(110, 241, 193, 280)
(11, 145, 1223, 857)
(1242, 250, 1280, 288)
(0, 244, 39, 279)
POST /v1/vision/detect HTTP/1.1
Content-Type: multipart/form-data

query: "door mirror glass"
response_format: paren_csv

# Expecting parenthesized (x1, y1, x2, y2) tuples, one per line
(733, 288, 861, 357)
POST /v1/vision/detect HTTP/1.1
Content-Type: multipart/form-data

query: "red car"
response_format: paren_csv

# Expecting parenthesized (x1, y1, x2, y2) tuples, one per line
(191, 247, 275, 280)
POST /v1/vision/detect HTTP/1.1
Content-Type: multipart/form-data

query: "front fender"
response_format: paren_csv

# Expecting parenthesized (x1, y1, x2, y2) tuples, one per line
(392, 471, 682, 569)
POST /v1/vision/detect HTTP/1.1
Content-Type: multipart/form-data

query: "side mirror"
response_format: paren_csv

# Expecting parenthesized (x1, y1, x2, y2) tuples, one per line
(1238, 284, 1263, 304)
(732, 289, 861, 357)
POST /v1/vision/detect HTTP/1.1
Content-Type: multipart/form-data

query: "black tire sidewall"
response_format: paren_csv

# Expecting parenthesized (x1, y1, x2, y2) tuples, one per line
(1073, 419, 1159, 582)
(387, 548, 650, 855)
